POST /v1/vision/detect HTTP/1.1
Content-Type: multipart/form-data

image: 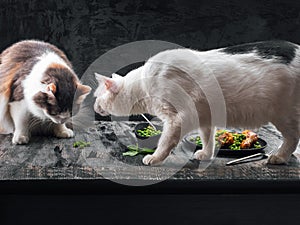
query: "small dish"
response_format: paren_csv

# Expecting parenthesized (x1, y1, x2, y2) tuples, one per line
(134, 122, 163, 149)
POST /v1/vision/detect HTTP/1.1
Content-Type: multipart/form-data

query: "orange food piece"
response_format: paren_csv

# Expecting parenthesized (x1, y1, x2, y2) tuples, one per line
(217, 132, 234, 147)
(241, 130, 258, 149)
(242, 130, 258, 141)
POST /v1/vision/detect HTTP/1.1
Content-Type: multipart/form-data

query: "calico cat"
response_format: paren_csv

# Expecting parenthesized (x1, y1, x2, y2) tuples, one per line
(0, 40, 91, 144)
(94, 40, 300, 166)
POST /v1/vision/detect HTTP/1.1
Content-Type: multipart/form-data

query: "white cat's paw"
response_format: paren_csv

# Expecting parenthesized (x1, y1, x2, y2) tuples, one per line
(55, 128, 74, 139)
(142, 154, 162, 166)
(267, 154, 287, 165)
(193, 150, 212, 161)
(12, 134, 29, 145)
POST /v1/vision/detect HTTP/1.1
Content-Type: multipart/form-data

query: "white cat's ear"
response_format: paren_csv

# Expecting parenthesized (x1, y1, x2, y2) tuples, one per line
(95, 72, 106, 83)
(104, 78, 120, 94)
(95, 73, 120, 93)
(112, 73, 122, 79)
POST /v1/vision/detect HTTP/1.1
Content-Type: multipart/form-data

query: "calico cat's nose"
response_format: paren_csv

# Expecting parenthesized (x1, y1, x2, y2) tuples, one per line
(59, 118, 68, 124)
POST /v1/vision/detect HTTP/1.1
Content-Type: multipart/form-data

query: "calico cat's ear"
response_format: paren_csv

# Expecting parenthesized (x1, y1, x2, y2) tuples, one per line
(40, 82, 56, 97)
(46, 83, 57, 94)
(75, 84, 92, 104)
(33, 91, 57, 108)
(95, 73, 120, 94)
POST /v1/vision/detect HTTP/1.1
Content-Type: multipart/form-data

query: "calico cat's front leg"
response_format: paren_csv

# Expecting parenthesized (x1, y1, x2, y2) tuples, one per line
(9, 101, 30, 144)
(142, 118, 181, 166)
(53, 123, 74, 138)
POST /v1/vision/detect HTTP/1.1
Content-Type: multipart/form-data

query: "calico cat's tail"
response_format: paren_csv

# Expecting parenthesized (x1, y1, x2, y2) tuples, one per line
(0, 96, 14, 134)
(0, 53, 14, 134)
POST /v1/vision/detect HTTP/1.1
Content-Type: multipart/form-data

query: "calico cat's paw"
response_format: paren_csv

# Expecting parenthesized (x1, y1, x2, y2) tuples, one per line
(267, 155, 287, 165)
(193, 150, 212, 161)
(54, 128, 74, 138)
(12, 134, 29, 145)
(142, 154, 162, 166)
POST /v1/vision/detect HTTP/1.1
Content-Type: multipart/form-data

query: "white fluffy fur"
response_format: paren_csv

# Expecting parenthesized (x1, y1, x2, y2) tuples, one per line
(23, 52, 72, 119)
(94, 47, 300, 165)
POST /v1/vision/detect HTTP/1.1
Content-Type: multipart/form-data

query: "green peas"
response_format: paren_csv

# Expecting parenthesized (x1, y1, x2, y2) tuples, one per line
(229, 144, 241, 150)
(190, 136, 202, 146)
(254, 141, 262, 149)
(137, 126, 162, 137)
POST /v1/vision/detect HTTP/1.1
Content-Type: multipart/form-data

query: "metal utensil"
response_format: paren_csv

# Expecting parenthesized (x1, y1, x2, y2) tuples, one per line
(141, 114, 157, 131)
(226, 149, 276, 166)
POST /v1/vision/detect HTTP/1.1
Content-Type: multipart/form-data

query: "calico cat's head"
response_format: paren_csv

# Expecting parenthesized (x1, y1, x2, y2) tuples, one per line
(33, 65, 91, 124)
(93, 73, 124, 116)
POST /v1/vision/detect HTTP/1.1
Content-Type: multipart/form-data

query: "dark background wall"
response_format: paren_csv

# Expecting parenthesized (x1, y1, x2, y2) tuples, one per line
(1, 1, 300, 224)
(1, 0, 300, 77)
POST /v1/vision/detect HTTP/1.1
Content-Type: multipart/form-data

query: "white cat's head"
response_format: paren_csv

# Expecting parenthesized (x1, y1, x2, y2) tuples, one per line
(93, 73, 124, 116)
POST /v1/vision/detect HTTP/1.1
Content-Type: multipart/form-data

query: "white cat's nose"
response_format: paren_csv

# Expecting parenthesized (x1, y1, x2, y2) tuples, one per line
(99, 111, 110, 116)
(95, 107, 109, 116)
(94, 104, 104, 115)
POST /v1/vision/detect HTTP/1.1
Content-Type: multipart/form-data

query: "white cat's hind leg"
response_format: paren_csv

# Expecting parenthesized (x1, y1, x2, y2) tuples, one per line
(9, 100, 30, 144)
(268, 136, 299, 164)
(268, 119, 300, 164)
(53, 123, 74, 138)
(193, 127, 216, 161)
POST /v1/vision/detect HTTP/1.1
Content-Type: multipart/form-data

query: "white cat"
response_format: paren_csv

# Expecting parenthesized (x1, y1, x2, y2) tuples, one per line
(94, 40, 300, 166)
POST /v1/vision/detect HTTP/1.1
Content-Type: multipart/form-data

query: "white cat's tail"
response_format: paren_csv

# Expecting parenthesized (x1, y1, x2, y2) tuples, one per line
(0, 95, 14, 134)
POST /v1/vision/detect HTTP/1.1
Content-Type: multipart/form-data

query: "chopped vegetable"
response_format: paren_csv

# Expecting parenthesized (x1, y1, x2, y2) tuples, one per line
(73, 141, 91, 148)
(137, 126, 162, 137)
(123, 151, 139, 156)
(123, 144, 155, 156)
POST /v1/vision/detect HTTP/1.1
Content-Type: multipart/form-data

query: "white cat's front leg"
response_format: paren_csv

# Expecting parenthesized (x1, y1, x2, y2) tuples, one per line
(53, 123, 74, 138)
(142, 119, 181, 166)
(193, 127, 215, 161)
(9, 101, 30, 144)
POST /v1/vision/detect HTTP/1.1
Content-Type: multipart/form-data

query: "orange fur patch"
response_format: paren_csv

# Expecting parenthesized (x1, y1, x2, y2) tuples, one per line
(48, 62, 68, 70)
(0, 62, 22, 99)
(47, 83, 57, 94)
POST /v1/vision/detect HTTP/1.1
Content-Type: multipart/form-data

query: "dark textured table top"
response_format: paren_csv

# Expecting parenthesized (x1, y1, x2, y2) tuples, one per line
(0, 121, 299, 186)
